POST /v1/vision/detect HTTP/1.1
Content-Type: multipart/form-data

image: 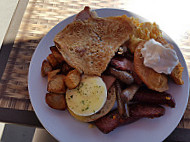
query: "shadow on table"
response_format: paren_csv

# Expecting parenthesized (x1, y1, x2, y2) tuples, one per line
(0, 39, 42, 100)
(164, 128, 190, 142)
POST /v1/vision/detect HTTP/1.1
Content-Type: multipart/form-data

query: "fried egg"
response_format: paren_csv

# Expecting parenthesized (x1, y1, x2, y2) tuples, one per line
(66, 75, 107, 116)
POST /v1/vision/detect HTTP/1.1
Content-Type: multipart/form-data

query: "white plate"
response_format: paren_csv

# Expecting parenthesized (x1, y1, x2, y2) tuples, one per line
(28, 9, 189, 142)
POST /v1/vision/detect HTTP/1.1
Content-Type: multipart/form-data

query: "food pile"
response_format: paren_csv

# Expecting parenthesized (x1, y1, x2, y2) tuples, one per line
(41, 6, 184, 134)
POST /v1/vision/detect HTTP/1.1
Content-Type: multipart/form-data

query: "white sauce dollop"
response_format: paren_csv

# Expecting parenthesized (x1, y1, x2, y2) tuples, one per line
(141, 39, 179, 74)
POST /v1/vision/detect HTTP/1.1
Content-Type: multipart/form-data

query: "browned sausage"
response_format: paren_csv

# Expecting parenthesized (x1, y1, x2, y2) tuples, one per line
(95, 104, 165, 134)
(115, 80, 129, 117)
(131, 87, 176, 108)
(109, 67, 134, 85)
(94, 110, 139, 134)
(129, 104, 165, 118)
(131, 71, 143, 85)
(121, 84, 140, 103)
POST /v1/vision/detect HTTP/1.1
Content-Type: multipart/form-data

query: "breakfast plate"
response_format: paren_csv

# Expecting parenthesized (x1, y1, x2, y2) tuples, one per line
(28, 8, 189, 142)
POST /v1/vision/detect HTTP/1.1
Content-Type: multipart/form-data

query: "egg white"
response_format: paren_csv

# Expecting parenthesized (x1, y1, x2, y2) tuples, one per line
(66, 75, 107, 116)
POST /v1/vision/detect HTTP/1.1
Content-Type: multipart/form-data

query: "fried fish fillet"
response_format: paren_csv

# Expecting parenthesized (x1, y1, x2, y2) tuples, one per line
(54, 12, 135, 76)
(134, 42, 168, 92)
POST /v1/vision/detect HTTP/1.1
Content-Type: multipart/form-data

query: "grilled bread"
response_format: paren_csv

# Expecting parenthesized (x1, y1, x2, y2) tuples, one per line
(54, 14, 135, 76)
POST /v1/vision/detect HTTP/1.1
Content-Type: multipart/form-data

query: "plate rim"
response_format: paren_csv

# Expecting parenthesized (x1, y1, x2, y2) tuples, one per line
(28, 8, 190, 142)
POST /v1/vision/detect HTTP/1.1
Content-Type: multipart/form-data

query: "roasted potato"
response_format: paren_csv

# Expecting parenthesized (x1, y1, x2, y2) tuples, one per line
(47, 75, 66, 93)
(65, 69, 81, 89)
(62, 63, 73, 75)
(47, 69, 61, 82)
(47, 54, 59, 68)
(41, 60, 52, 77)
(45, 93, 67, 110)
(50, 46, 64, 63)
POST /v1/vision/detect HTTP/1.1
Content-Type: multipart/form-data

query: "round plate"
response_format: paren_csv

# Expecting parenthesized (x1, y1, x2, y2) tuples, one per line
(28, 8, 189, 142)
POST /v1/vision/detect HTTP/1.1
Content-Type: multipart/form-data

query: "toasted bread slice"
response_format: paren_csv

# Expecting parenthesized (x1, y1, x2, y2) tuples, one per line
(134, 42, 168, 92)
(68, 84, 116, 122)
(54, 13, 135, 76)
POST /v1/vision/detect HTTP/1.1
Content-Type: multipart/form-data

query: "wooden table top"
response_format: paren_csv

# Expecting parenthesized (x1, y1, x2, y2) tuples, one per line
(0, 0, 189, 141)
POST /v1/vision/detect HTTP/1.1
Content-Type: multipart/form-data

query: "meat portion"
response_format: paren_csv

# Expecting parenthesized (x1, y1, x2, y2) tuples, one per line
(121, 84, 140, 102)
(115, 80, 129, 117)
(110, 57, 142, 84)
(101, 75, 116, 90)
(132, 87, 176, 108)
(109, 67, 134, 85)
(94, 110, 139, 134)
(95, 110, 120, 134)
(129, 104, 165, 118)
(110, 57, 134, 71)
(74, 6, 98, 21)
(131, 71, 143, 84)
(95, 104, 165, 134)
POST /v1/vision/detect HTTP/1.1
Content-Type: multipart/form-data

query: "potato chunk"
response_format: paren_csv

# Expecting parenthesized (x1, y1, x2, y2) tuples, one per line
(47, 54, 59, 68)
(47, 69, 61, 82)
(50, 46, 64, 63)
(62, 63, 73, 75)
(41, 60, 52, 77)
(65, 69, 81, 89)
(45, 93, 66, 110)
(47, 75, 66, 93)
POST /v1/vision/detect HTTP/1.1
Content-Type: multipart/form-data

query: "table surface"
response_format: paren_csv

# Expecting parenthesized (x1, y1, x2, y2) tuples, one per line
(0, 0, 190, 141)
